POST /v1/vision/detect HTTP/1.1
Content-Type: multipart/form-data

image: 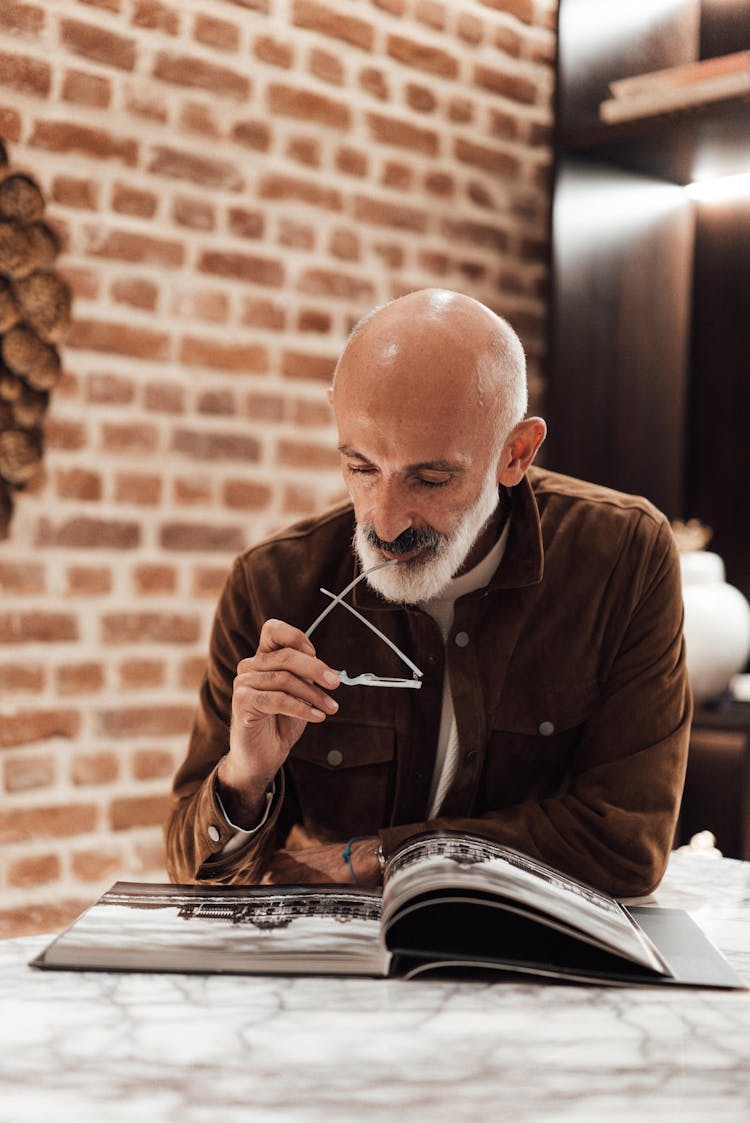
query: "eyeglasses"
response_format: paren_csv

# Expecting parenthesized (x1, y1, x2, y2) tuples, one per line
(305, 561, 423, 690)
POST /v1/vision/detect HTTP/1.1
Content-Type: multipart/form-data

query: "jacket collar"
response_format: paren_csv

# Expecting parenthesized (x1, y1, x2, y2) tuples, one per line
(351, 472, 544, 613)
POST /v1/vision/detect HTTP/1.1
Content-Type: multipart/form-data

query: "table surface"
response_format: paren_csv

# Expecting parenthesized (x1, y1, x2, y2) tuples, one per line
(1, 851, 749, 1123)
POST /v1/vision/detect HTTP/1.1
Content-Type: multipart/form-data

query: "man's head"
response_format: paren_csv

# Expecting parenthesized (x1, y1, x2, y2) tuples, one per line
(329, 289, 546, 603)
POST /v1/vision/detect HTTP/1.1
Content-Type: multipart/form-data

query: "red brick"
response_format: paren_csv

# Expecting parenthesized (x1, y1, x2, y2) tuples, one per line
(246, 391, 284, 421)
(0, 105, 22, 141)
(277, 439, 338, 470)
(291, 1, 374, 50)
(458, 12, 484, 43)
(194, 14, 240, 51)
(223, 479, 272, 510)
(474, 63, 537, 104)
(278, 219, 316, 250)
(268, 83, 350, 129)
(8, 852, 60, 888)
(336, 146, 368, 177)
(56, 467, 102, 501)
(0, 899, 93, 939)
(287, 136, 321, 167)
(191, 568, 227, 599)
(71, 751, 119, 785)
(72, 848, 123, 883)
(159, 522, 246, 552)
(101, 422, 159, 454)
(353, 195, 427, 233)
(52, 175, 99, 210)
(144, 382, 184, 413)
(119, 658, 166, 689)
(132, 1, 180, 35)
(61, 18, 135, 70)
(425, 171, 455, 197)
(57, 662, 105, 695)
(153, 51, 249, 99)
(4, 752, 56, 792)
(443, 218, 509, 253)
(98, 704, 194, 738)
(454, 137, 521, 177)
(149, 146, 243, 190)
(258, 173, 342, 210)
(406, 83, 437, 113)
(86, 371, 135, 404)
(111, 276, 159, 311)
(170, 287, 228, 323)
(125, 83, 168, 122)
(102, 612, 199, 644)
(179, 650, 206, 687)
(382, 161, 413, 189)
(83, 227, 182, 268)
(227, 206, 264, 239)
(197, 250, 283, 287)
(386, 34, 458, 78)
(374, 0, 405, 11)
(179, 335, 268, 374)
(359, 67, 388, 100)
(132, 747, 175, 780)
(232, 118, 271, 151)
(132, 838, 168, 875)
(173, 194, 215, 230)
(0, 3, 45, 35)
(418, 249, 450, 275)
(115, 473, 162, 505)
(197, 389, 234, 416)
(66, 565, 112, 596)
(448, 97, 473, 124)
(367, 111, 439, 155)
(281, 349, 336, 382)
(290, 397, 332, 427)
(173, 477, 213, 505)
(179, 101, 220, 137)
(0, 664, 45, 693)
(494, 24, 523, 58)
(0, 51, 51, 97)
(241, 298, 285, 330)
(132, 564, 177, 595)
(0, 803, 96, 843)
(298, 267, 375, 301)
(36, 516, 140, 550)
(111, 183, 158, 218)
(62, 68, 111, 108)
(309, 47, 343, 85)
(283, 481, 320, 515)
(299, 306, 333, 331)
(0, 613, 78, 645)
(0, 560, 45, 594)
(30, 121, 137, 163)
(111, 794, 170, 831)
(254, 35, 294, 68)
(67, 319, 170, 360)
(478, 0, 534, 23)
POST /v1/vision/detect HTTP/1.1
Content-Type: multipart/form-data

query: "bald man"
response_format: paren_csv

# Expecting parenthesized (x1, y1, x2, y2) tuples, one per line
(166, 290, 691, 897)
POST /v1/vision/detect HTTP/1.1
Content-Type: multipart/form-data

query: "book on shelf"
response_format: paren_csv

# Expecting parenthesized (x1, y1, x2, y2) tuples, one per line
(31, 831, 746, 990)
(599, 67, 750, 124)
(608, 51, 750, 100)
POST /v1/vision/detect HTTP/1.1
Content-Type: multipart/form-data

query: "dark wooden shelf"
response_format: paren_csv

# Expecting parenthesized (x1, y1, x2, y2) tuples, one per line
(559, 92, 750, 184)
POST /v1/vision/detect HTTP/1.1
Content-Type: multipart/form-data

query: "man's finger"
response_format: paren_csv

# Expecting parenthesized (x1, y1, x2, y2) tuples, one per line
(257, 618, 316, 656)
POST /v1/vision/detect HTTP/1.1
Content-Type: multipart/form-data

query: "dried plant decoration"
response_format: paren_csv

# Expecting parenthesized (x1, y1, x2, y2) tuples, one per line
(0, 140, 71, 537)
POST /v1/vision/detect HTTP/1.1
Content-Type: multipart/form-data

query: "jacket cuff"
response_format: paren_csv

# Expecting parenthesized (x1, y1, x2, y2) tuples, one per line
(193, 764, 285, 880)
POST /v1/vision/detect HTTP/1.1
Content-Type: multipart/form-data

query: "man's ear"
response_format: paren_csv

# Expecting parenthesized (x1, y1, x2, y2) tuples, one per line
(497, 417, 547, 486)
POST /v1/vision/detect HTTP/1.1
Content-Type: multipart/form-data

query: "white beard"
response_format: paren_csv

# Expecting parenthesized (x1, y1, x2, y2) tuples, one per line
(353, 468, 501, 605)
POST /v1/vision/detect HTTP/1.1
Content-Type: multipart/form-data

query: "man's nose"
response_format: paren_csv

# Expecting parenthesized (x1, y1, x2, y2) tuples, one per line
(370, 481, 413, 544)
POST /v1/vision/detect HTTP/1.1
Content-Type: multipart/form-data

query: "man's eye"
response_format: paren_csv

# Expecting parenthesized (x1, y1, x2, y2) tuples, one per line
(417, 476, 451, 489)
(347, 464, 376, 476)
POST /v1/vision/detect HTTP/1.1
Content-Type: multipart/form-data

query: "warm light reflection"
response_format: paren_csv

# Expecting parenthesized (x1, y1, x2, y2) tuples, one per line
(685, 172, 750, 202)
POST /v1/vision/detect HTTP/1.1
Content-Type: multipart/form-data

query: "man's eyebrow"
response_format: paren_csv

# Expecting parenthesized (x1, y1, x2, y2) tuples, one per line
(337, 445, 467, 473)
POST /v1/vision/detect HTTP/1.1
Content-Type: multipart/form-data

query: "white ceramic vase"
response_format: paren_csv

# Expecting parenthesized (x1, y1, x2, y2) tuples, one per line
(680, 551, 750, 704)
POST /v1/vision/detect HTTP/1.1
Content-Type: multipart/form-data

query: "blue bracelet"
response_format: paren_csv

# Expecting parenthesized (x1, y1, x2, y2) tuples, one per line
(342, 837, 360, 883)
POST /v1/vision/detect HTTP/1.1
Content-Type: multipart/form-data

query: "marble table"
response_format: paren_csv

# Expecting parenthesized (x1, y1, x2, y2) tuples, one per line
(1, 851, 749, 1123)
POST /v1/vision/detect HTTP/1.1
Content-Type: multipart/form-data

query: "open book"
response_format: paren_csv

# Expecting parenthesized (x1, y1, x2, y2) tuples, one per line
(32, 832, 745, 989)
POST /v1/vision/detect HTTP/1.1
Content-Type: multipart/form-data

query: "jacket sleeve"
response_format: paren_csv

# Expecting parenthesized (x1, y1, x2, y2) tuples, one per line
(164, 557, 298, 884)
(379, 517, 692, 898)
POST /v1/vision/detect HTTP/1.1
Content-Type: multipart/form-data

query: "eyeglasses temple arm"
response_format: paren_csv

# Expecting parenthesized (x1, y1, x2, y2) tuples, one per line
(304, 560, 396, 641)
(316, 587, 423, 679)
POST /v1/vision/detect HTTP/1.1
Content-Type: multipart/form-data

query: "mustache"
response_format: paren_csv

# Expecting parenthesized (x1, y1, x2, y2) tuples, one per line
(361, 523, 442, 555)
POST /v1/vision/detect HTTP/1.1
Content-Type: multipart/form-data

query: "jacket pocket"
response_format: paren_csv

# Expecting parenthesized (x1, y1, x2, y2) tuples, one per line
(287, 721, 396, 839)
(482, 682, 597, 809)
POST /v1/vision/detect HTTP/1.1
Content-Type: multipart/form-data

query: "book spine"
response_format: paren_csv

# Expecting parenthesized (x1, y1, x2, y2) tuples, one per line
(599, 70, 750, 124)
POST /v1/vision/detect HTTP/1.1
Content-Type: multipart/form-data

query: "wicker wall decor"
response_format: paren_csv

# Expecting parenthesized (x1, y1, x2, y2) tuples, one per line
(0, 139, 71, 538)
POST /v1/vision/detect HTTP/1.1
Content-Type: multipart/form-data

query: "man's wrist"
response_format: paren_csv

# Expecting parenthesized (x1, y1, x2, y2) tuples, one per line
(216, 755, 274, 829)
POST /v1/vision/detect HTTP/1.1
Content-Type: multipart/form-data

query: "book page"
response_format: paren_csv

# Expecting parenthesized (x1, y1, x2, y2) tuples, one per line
(383, 833, 667, 973)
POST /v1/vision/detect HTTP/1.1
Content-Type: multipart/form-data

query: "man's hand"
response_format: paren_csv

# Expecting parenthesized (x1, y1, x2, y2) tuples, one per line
(217, 619, 340, 827)
(261, 838, 382, 890)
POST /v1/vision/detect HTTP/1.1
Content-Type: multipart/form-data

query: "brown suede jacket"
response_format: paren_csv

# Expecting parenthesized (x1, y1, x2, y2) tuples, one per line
(165, 467, 691, 897)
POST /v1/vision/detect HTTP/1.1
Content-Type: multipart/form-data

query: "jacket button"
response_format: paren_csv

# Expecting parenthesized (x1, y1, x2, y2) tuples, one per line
(208, 825, 221, 842)
(538, 721, 555, 736)
(454, 631, 470, 648)
(327, 749, 343, 767)
(464, 750, 478, 764)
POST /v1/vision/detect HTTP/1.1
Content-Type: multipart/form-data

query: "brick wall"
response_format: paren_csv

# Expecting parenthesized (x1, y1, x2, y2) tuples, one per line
(0, 0, 557, 937)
